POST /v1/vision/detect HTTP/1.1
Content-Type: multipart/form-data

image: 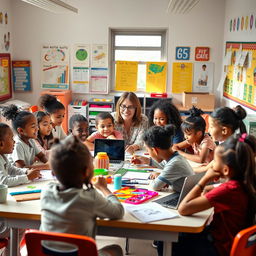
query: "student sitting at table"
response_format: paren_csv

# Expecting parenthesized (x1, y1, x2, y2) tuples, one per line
(2, 104, 49, 170)
(148, 99, 184, 144)
(172, 134, 256, 256)
(40, 135, 124, 256)
(85, 112, 123, 151)
(131, 125, 193, 192)
(69, 114, 89, 142)
(0, 123, 41, 187)
(172, 106, 216, 163)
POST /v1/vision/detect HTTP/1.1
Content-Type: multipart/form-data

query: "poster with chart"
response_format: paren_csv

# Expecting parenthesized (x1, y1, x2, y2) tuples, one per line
(91, 44, 108, 67)
(172, 62, 193, 93)
(90, 67, 108, 93)
(115, 61, 138, 91)
(71, 44, 90, 93)
(224, 42, 256, 110)
(193, 62, 214, 92)
(146, 62, 167, 93)
(41, 45, 69, 89)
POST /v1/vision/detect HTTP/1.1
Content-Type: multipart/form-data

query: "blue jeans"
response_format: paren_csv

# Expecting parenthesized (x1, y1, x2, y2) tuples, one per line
(157, 228, 219, 256)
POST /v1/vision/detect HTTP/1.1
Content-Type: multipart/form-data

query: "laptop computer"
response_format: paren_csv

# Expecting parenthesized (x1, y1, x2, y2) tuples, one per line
(153, 172, 205, 209)
(94, 139, 125, 171)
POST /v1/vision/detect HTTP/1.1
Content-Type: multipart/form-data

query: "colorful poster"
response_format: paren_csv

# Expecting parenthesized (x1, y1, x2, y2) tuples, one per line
(193, 62, 214, 92)
(172, 62, 193, 93)
(146, 62, 167, 93)
(71, 44, 90, 93)
(90, 67, 108, 93)
(41, 45, 69, 89)
(195, 47, 210, 61)
(0, 53, 12, 101)
(12, 60, 31, 91)
(224, 42, 256, 110)
(91, 44, 108, 67)
(115, 61, 138, 91)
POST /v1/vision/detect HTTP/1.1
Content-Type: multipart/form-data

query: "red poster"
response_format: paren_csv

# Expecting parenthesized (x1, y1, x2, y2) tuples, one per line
(195, 47, 210, 61)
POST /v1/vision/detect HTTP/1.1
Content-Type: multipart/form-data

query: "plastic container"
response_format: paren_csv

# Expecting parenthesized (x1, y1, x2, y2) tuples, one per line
(114, 174, 122, 190)
(94, 152, 110, 170)
(93, 169, 108, 176)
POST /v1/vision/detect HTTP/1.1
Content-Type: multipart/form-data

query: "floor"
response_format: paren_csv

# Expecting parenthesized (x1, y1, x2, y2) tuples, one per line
(96, 236, 158, 256)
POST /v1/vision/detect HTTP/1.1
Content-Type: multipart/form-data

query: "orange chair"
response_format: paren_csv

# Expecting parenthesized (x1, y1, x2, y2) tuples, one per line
(230, 225, 256, 256)
(25, 229, 98, 256)
(29, 105, 38, 113)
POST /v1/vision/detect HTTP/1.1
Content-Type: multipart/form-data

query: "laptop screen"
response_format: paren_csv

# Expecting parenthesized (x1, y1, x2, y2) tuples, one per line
(94, 139, 125, 161)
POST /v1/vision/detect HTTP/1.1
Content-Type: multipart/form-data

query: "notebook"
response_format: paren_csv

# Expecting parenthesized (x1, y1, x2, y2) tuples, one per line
(153, 172, 205, 209)
(94, 139, 125, 171)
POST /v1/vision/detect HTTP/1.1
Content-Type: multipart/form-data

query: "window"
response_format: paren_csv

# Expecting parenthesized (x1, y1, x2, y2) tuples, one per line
(110, 29, 167, 91)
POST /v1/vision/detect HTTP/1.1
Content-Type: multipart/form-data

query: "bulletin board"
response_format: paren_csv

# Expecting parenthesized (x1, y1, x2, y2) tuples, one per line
(224, 41, 256, 110)
(0, 53, 12, 101)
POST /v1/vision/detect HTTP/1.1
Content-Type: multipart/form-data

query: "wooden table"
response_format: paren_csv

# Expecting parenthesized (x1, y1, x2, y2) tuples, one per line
(0, 177, 212, 256)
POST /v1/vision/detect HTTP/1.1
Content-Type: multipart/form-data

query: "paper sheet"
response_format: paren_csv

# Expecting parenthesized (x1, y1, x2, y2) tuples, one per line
(122, 171, 150, 180)
(125, 202, 179, 223)
(40, 170, 55, 181)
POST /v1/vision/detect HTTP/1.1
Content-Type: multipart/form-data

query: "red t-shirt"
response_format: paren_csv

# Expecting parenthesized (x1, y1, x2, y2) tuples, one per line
(205, 180, 249, 256)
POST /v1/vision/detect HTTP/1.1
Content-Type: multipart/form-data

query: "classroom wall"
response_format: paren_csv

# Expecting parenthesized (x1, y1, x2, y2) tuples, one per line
(222, 0, 256, 114)
(10, 0, 225, 105)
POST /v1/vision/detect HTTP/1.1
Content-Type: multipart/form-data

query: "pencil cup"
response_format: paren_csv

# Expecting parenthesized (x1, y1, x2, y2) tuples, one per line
(114, 174, 122, 190)
(0, 184, 8, 203)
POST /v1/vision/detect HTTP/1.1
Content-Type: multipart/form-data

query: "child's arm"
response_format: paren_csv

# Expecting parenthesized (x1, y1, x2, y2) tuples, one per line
(84, 132, 97, 150)
(172, 140, 190, 151)
(178, 168, 221, 215)
(84, 140, 94, 151)
(178, 146, 211, 163)
(193, 160, 214, 173)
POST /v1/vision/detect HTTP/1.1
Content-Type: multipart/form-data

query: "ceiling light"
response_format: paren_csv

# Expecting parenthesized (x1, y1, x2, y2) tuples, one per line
(21, 0, 78, 14)
(167, 0, 200, 14)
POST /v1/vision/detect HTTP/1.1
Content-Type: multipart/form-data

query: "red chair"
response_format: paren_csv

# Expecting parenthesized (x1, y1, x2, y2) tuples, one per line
(230, 225, 256, 256)
(0, 238, 8, 251)
(25, 229, 98, 256)
(29, 105, 38, 113)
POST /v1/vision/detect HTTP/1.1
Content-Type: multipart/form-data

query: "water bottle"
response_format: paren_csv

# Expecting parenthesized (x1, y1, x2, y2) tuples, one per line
(114, 174, 122, 190)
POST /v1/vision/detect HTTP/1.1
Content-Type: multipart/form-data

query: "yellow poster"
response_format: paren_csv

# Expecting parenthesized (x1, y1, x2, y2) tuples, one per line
(172, 62, 193, 93)
(115, 61, 138, 91)
(146, 62, 167, 93)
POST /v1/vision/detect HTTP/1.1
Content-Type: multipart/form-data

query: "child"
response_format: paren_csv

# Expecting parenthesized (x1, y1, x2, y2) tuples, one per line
(172, 106, 216, 163)
(38, 94, 66, 140)
(69, 114, 89, 142)
(131, 125, 193, 192)
(0, 123, 41, 186)
(86, 112, 123, 151)
(174, 134, 256, 256)
(2, 104, 49, 169)
(194, 105, 247, 173)
(34, 111, 53, 155)
(148, 99, 184, 144)
(40, 135, 124, 256)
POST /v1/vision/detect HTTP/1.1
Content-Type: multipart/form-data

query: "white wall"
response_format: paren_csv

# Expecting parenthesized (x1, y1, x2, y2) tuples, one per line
(10, 0, 225, 105)
(222, 0, 256, 114)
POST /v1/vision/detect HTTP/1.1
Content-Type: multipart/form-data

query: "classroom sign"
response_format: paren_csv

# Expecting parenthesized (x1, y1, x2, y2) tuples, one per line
(41, 45, 70, 90)
(195, 47, 210, 61)
(146, 62, 167, 93)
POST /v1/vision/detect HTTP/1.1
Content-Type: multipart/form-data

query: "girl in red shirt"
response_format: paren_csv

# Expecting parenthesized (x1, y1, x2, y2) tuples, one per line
(175, 133, 256, 256)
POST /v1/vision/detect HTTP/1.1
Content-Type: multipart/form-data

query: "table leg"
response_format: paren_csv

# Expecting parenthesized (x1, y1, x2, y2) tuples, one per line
(163, 241, 172, 256)
(10, 228, 19, 256)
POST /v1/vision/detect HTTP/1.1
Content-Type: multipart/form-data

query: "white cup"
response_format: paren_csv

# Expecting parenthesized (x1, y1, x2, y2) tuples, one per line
(0, 184, 8, 203)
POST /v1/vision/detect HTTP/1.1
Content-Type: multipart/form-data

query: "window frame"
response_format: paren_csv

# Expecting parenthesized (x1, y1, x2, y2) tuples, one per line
(109, 28, 168, 92)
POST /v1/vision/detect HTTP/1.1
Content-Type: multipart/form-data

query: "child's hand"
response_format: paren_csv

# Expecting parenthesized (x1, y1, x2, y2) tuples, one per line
(125, 145, 136, 155)
(131, 155, 150, 165)
(92, 175, 108, 190)
(106, 135, 116, 139)
(204, 168, 221, 182)
(149, 172, 160, 179)
(172, 144, 179, 151)
(27, 168, 42, 180)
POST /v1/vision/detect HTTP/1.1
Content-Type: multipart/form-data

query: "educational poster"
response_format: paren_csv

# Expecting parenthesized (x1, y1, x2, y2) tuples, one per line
(91, 44, 108, 67)
(193, 62, 214, 92)
(0, 53, 12, 101)
(41, 45, 69, 90)
(71, 44, 90, 93)
(224, 42, 256, 110)
(172, 62, 193, 93)
(90, 67, 108, 93)
(115, 61, 138, 91)
(146, 62, 167, 93)
(12, 60, 31, 92)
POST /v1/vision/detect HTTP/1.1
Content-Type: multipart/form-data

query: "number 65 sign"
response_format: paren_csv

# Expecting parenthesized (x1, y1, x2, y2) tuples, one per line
(175, 47, 190, 60)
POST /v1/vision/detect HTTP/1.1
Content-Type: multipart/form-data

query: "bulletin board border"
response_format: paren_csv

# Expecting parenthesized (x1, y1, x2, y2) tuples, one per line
(224, 41, 256, 110)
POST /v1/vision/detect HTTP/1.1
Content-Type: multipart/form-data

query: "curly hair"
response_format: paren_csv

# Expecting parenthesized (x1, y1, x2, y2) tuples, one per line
(38, 94, 65, 114)
(148, 99, 182, 129)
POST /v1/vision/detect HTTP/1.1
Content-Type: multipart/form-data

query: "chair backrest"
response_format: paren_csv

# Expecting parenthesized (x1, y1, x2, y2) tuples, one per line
(25, 229, 98, 256)
(29, 105, 39, 113)
(230, 225, 256, 256)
